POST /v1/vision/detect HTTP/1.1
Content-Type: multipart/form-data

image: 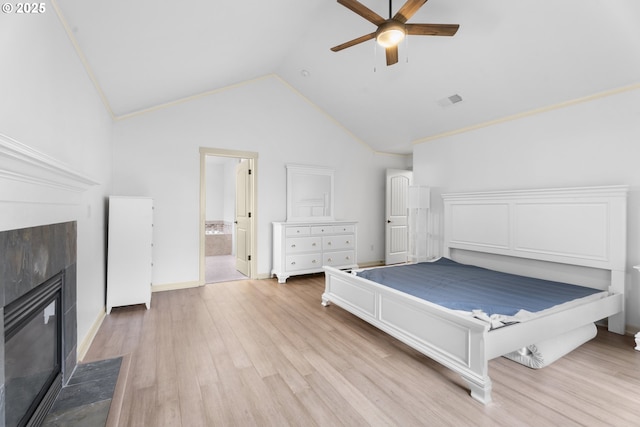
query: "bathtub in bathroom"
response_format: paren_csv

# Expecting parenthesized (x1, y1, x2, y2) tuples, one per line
(205, 221, 232, 256)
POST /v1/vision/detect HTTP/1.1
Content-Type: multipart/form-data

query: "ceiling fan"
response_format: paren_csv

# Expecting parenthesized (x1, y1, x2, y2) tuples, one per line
(330, 0, 459, 66)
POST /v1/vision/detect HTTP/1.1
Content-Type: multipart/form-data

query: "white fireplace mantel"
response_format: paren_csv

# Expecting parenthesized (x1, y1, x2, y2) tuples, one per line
(0, 132, 98, 204)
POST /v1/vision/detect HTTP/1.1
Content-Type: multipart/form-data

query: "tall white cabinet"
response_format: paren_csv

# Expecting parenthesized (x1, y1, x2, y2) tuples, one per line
(106, 196, 153, 314)
(408, 186, 431, 262)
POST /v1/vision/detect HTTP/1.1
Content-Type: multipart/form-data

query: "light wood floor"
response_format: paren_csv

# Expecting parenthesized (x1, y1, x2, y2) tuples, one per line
(84, 274, 640, 427)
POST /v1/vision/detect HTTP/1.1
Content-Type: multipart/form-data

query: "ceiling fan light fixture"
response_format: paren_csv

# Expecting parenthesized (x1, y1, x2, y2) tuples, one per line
(330, 0, 459, 66)
(376, 21, 406, 48)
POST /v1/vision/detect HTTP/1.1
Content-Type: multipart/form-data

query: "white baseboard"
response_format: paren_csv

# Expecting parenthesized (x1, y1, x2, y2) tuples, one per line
(152, 280, 200, 293)
(358, 260, 384, 268)
(77, 309, 106, 362)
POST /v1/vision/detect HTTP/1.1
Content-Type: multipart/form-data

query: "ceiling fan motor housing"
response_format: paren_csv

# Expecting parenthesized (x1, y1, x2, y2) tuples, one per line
(376, 20, 406, 48)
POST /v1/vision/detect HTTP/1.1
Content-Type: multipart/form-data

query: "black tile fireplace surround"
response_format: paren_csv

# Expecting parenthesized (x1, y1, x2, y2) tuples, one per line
(0, 222, 78, 427)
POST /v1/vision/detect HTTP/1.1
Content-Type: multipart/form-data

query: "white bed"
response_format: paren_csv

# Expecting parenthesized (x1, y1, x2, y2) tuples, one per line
(322, 186, 627, 404)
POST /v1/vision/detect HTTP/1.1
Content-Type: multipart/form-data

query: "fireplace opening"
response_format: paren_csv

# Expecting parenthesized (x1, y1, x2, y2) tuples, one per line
(4, 272, 63, 427)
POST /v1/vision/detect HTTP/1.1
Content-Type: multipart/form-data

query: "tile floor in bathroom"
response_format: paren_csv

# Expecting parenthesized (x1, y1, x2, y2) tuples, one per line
(205, 254, 247, 284)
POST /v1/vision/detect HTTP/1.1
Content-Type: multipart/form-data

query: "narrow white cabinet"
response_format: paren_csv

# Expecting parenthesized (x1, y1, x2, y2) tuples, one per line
(634, 265, 640, 350)
(272, 221, 357, 283)
(107, 196, 153, 313)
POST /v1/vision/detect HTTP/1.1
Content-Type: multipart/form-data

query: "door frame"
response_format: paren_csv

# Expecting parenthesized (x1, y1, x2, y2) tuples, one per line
(199, 147, 258, 284)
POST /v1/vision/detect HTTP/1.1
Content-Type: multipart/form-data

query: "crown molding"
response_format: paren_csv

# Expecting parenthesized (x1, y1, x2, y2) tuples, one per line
(415, 82, 640, 145)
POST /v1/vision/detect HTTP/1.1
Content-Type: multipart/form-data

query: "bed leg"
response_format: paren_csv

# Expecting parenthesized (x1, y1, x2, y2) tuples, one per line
(321, 294, 331, 307)
(462, 376, 492, 405)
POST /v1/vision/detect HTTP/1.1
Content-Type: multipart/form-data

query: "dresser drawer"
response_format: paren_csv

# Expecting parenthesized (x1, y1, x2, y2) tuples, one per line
(332, 224, 355, 234)
(285, 236, 321, 254)
(322, 235, 355, 251)
(285, 253, 322, 271)
(310, 224, 356, 235)
(310, 225, 334, 235)
(285, 226, 310, 237)
(323, 251, 355, 267)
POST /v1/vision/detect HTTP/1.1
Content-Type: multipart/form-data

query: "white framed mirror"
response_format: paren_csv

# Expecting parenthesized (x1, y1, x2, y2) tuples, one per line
(286, 165, 334, 222)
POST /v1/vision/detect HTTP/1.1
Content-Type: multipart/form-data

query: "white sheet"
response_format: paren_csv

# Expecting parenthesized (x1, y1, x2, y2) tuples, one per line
(502, 322, 597, 368)
(467, 290, 609, 329)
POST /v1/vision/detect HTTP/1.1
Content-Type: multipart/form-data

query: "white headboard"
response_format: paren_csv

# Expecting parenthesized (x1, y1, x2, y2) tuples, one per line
(442, 185, 628, 333)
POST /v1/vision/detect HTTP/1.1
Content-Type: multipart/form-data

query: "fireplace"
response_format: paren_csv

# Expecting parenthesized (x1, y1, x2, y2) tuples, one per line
(4, 273, 62, 427)
(1, 222, 77, 427)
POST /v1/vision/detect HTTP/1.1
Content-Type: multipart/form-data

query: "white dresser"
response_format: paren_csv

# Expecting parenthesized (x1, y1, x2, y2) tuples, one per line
(272, 221, 357, 283)
(106, 196, 153, 313)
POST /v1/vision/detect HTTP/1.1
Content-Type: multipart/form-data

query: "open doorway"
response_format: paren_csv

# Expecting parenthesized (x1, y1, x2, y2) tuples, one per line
(199, 148, 258, 285)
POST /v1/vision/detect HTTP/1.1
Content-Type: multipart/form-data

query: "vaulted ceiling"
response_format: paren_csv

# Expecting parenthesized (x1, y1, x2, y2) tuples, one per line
(53, 0, 640, 154)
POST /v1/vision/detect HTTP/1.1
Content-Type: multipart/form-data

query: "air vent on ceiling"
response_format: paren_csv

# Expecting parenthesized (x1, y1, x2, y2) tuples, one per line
(437, 94, 463, 107)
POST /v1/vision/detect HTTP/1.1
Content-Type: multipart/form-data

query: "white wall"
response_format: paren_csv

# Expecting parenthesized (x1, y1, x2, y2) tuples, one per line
(0, 11, 113, 346)
(413, 88, 640, 330)
(205, 161, 225, 221)
(205, 156, 238, 224)
(112, 76, 410, 285)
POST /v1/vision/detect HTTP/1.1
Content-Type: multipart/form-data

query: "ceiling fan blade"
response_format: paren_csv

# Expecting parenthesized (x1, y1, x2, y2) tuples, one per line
(385, 46, 399, 66)
(330, 32, 376, 52)
(393, 0, 429, 24)
(337, 0, 386, 26)
(406, 23, 459, 36)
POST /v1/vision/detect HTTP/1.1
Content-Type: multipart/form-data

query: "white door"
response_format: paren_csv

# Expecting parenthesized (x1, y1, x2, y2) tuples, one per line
(235, 159, 252, 276)
(385, 169, 413, 265)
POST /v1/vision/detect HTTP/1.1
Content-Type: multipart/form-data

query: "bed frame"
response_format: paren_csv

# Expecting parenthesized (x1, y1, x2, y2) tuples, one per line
(322, 186, 627, 404)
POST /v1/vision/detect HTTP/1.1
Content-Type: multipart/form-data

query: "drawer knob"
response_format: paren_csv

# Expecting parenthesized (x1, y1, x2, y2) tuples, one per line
(327, 258, 332, 262)
(346, 256, 350, 260)
(327, 241, 332, 245)
(346, 240, 350, 244)
(312, 243, 316, 246)
(312, 259, 317, 264)
(291, 244, 296, 248)
(291, 261, 296, 265)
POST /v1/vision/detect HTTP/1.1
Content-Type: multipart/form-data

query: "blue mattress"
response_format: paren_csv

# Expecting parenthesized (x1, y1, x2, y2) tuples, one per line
(355, 258, 602, 316)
